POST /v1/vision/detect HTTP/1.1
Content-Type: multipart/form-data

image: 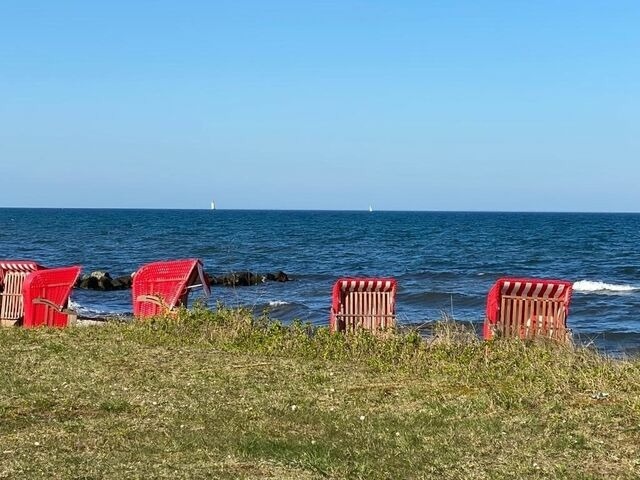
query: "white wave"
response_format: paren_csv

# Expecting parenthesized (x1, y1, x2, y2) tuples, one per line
(573, 280, 638, 293)
(68, 299, 111, 316)
(268, 300, 290, 307)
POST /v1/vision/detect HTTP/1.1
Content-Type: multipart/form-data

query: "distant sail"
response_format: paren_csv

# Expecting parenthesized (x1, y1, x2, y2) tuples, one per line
(210, 201, 216, 210)
(369, 205, 373, 212)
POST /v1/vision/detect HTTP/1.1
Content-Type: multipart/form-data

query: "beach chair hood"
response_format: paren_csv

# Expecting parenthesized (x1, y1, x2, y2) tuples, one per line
(1, 261, 47, 325)
(22, 266, 82, 328)
(0, 261, 45, 285)
(331, 278, 397, 314)
(484, 277, 573, 339)
(330, 277, 397, 332)
(132, 258, 210, 317)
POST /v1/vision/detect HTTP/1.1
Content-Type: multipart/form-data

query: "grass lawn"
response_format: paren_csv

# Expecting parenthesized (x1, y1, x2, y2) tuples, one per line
(1, 307, 639, 479)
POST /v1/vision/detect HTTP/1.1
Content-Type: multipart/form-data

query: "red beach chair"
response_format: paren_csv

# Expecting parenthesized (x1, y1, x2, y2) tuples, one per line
(132, 259, 211, 318)
(0, 260, 46, 326)
(329, 277, 397, 333)
(22, 266, 82, 328)
(484, 277, 573, 342)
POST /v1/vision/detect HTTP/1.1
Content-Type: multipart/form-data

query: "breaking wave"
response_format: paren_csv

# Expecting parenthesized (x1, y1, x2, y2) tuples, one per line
(573, 280, 638, 294)
(268, 300, 290, 307)
(68, 299, 112, 318)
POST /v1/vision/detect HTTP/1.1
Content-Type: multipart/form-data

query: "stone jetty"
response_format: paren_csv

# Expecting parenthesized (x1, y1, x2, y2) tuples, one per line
(75, 270, 290, 290)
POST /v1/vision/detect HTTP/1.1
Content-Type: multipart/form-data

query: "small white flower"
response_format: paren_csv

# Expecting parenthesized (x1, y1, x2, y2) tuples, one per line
(329, 388, 335, 393)
(395, 432, 400, 437)
(359, 415, 365, 421)
(311, 440, 316, 445)
(329, 407, 335, 412)
(291, 405, 297, 411)
(152, 401, 158, 406)
(34, 442, 40, 446)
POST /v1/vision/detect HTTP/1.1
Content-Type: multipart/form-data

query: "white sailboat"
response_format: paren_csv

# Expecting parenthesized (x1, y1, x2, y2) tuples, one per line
(368, 205, 373, 213)
(210, 201, 216, 210)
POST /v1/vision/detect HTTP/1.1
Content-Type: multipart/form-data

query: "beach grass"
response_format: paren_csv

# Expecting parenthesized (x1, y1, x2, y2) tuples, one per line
(0, 305, 639, 479)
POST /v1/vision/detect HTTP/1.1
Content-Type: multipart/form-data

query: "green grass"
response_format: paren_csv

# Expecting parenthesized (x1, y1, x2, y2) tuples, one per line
(0, 305, 639, 479)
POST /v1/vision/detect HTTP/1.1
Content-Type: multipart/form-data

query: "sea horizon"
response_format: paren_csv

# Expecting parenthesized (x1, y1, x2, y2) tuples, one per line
(3, 207, 640, 214)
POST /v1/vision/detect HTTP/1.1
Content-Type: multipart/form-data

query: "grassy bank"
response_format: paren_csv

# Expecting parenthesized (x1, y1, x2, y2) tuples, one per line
(1, 306, 639, 479)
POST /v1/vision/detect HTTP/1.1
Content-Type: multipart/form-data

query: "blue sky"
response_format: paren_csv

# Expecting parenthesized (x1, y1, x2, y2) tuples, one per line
(1, 1, 638, 211)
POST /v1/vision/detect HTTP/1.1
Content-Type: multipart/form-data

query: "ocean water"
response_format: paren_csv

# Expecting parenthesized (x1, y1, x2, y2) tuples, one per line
(1, 208, 640, 355)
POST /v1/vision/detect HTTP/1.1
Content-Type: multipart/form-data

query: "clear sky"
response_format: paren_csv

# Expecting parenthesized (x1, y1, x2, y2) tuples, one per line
(1, 1, 638, 211)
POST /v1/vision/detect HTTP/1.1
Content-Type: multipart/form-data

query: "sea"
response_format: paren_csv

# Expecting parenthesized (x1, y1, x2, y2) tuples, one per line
(2, 208, 640, 356)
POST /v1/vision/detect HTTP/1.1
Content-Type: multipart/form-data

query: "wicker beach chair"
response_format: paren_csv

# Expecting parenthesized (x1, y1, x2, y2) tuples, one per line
(132, 259, 211, 318)
(484, 277, 573, 342)
(329, 278, 397, 333)
(0, 261, 45, 326)
(22, 266, 82, 328)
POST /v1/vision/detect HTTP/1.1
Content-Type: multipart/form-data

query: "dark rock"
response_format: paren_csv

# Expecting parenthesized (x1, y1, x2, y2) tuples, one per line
(113, 275, 133, 289)
(76, 272, 132, 290)
(78, 276, 99, 290)
(272, 271, 290, 282)
(90, 271, 111, 280)
(98, 276, 114, 291)
(210, 271, 290, 287)
(229, 272, 251, 286)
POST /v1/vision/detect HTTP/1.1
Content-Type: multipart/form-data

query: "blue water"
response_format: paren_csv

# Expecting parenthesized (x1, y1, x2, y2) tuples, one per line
(2, 209, 640, 355)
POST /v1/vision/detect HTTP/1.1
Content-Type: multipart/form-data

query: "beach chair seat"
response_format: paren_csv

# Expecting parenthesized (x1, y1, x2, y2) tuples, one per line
(0, 261, 45, 326)
(329, 278, 397, 333)
(22, 266, 82, 328)
(132, 259, 211, 318)
(484, 277, 573, 342)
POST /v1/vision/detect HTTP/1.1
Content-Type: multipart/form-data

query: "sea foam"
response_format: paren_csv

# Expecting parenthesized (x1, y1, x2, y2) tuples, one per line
(573, 280, 638, 293)
(68, 299, 111, 317)
(268, 300, 290, 307)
